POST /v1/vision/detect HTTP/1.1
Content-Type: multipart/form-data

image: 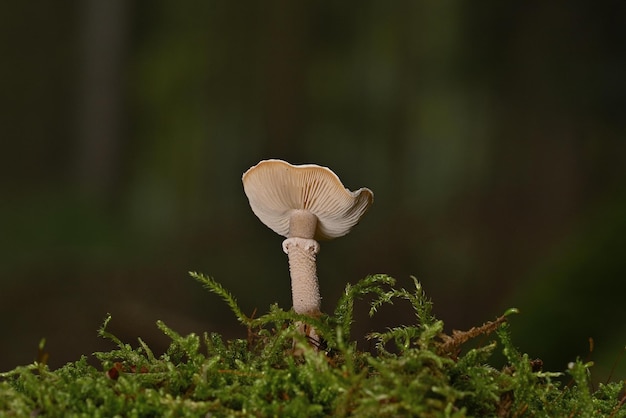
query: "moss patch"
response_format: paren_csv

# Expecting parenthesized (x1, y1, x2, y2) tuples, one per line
(1, 274, 624, 417)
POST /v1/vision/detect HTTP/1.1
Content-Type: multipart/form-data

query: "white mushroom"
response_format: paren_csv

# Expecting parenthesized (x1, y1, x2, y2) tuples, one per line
(242, 159, 374, 341)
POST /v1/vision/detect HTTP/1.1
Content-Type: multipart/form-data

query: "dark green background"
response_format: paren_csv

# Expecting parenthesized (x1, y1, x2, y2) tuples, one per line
(1, 1, 624, 379)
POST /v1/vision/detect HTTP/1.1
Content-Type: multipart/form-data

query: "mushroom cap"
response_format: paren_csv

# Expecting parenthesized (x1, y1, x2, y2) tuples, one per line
(242, 159, 373, 240)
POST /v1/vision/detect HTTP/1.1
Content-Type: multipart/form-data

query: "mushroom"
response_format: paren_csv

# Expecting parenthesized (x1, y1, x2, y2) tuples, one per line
(242, 159, 373, 343)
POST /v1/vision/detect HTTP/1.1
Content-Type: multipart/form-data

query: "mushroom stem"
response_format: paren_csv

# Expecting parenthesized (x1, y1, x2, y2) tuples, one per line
(282, 237, 321, 316)
(288, 209, 318, 239)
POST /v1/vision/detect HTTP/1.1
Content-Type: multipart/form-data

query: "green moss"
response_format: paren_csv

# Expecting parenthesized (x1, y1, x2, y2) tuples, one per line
(1, 273, 624, 417)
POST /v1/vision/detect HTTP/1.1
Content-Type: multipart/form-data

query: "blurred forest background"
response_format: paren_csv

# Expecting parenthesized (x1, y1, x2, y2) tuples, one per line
(1, 1, 625, 379)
